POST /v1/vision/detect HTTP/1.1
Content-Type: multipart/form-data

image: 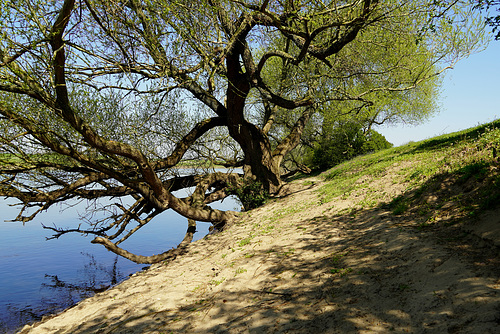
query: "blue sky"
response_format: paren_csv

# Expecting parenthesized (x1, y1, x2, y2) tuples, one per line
(377, 41, 500, 146)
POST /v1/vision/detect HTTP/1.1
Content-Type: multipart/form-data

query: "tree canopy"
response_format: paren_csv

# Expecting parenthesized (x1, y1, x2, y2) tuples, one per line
(0, 0, 486, 263)
(476, 0, 500, 39)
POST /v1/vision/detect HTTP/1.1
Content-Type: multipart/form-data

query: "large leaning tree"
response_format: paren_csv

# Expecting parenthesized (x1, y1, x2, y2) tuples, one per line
(0, 0, 485, 263)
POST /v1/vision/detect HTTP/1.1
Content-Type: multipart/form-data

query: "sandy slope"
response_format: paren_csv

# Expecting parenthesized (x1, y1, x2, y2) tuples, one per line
(18, 174, 500, 333)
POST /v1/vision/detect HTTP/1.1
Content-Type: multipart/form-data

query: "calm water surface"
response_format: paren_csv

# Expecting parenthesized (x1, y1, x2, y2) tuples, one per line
(0, 194, 238, 333)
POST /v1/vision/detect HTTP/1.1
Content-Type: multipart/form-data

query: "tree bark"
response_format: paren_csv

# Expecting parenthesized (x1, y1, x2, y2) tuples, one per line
(92, 237, 188, 264)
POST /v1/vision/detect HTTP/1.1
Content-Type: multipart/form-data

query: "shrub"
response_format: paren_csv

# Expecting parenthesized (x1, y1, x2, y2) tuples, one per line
(227, 179, 269, 210)
(309, 122, 393, 170)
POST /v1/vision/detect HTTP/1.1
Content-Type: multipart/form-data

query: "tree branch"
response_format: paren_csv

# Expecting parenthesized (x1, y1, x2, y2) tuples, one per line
(92, 236, 188, 264)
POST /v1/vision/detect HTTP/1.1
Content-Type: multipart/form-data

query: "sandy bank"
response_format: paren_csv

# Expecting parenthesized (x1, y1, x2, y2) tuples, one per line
(18, 177, 500, 333)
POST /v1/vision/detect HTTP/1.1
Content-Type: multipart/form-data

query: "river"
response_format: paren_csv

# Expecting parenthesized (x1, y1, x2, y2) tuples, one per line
(0, 192, 239, 333)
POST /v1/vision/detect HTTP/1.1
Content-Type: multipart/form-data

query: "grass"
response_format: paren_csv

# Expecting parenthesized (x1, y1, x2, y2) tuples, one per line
(318, 146, 411, 203)
(390, 196, 409, 215)
(328, 252, 352, 278)
(264, 202, 313, 223)
(234, 268, 247, 276)
(208, 278, 225, 286)
(238, 236, 253, 247)
(318, 119, 500, 220)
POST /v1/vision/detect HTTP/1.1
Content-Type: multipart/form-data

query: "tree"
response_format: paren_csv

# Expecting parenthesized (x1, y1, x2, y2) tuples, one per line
(476, 0, 500, 39)
(0, 0, 486, 263)
(309, 120, 393, 170)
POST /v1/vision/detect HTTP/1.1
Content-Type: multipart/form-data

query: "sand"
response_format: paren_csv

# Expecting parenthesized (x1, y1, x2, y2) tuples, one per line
(18, 175, 500, 333)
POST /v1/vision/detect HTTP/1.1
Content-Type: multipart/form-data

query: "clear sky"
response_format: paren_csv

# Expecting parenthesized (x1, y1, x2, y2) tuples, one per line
(377, 40, 500, 147)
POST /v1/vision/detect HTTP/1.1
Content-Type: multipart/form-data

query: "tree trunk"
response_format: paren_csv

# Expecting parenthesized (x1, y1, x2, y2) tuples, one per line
(225, 46, 283, 194)
(241, 135, 283, 194)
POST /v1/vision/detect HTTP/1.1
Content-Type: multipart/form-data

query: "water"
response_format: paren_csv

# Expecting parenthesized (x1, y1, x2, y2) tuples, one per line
(0, 194, 239, 333)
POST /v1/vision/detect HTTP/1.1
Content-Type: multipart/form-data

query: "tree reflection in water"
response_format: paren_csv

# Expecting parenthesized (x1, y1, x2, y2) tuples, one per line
(42, 252, 125, 305)
(2, 253, 129, 334)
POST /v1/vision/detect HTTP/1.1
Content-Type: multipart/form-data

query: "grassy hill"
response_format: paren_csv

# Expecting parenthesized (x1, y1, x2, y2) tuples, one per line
(20, 121, 500, 334)
(315, 119, 500, 236)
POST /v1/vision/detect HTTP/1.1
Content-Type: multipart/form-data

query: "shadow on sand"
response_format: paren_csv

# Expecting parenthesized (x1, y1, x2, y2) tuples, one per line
(29, 197, 499, 333)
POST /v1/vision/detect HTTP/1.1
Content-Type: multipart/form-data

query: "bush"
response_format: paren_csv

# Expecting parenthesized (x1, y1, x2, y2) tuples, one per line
(227, 179, 269, 211)
(309, 122, 392, 170)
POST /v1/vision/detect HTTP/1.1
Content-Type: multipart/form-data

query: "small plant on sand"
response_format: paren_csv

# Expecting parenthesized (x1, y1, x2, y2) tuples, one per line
(330, 252, 348, 264)
(238, 236, 253, 247)
(234, 268, 247, 276)
(330, 268, 353, 277)
(328, 252, 353, 277)
(209, 278, 226, 286)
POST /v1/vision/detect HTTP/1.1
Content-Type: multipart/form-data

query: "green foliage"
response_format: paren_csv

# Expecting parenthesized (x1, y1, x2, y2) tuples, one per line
(363, 131, 395, 153)
(318, 119, 500, 213)
(0, 0, 490, 264)
(389, 195, 410, 215)
(415, 119, 500, 151)
(227, 179, 270, 211)
(476, 0, 500, 40)
(457, 161, 489, 183)
(480, 176, 500, 210)
(309, 122, 393, 170)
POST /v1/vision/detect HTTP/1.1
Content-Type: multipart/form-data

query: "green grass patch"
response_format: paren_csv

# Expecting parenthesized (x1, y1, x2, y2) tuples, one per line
(388, 195, 409, 215)
(318, 119, 500, 221)
(238, 236, 253, 247)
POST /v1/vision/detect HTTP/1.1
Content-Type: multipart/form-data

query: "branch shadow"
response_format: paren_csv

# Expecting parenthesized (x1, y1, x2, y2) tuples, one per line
(40, 199, 500, 333)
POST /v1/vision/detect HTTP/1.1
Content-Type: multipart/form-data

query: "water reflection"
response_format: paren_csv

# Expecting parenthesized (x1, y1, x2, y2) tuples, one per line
(43, 252, 123, 296)
(0, 253, 131, 334)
